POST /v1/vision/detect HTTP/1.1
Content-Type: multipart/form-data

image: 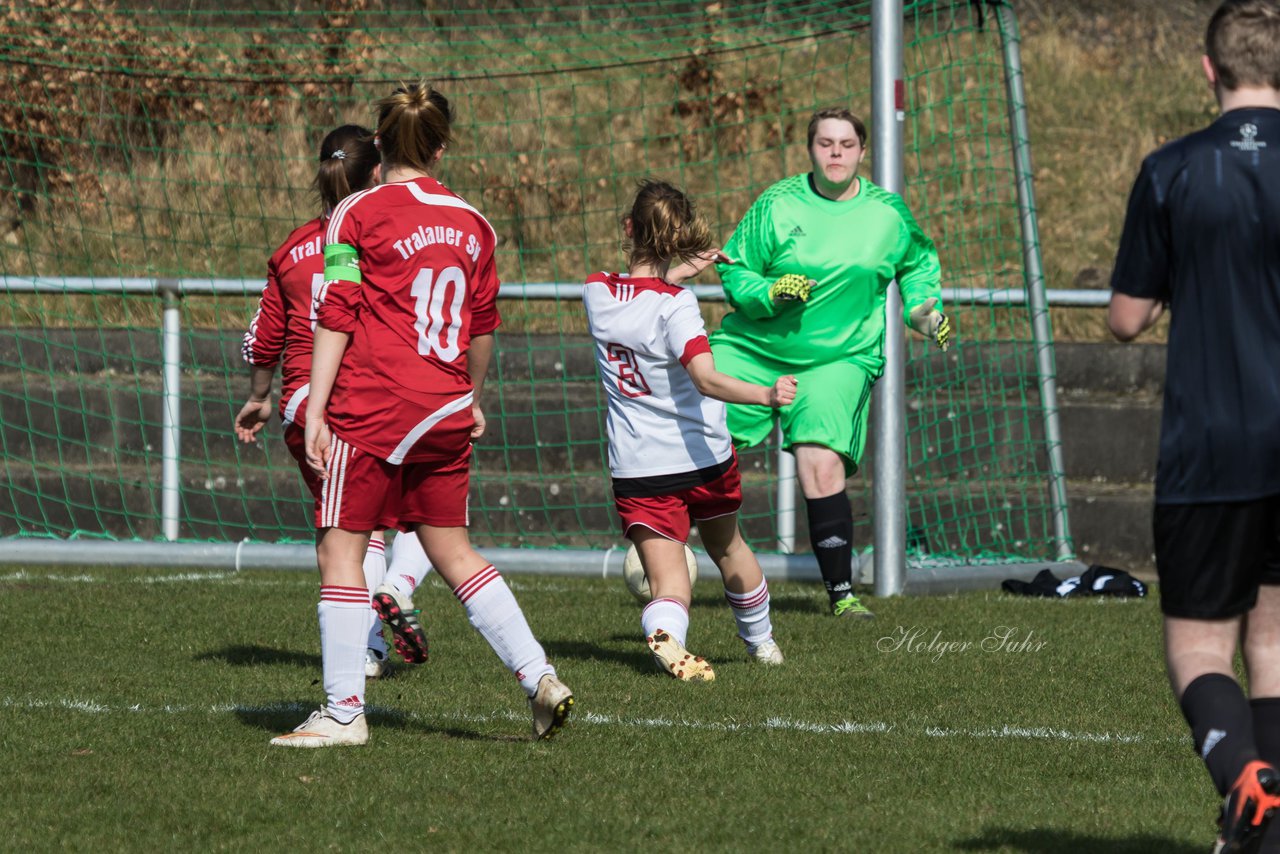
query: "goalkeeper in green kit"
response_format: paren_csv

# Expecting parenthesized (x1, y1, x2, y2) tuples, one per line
(712, 107, 950, 618)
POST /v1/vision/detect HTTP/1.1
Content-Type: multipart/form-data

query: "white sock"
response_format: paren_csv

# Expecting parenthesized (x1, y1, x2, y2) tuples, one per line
(725, 579, 773, 647)
(454, 565, 554, 696)
(642, 597, 690, 648)
(387, 531, 433, 597)
(319, 585, 370, 723)
(362, 540, 388, 655)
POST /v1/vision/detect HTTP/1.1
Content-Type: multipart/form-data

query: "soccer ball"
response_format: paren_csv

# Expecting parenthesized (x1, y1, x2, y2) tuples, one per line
(622, 543, 699, 603)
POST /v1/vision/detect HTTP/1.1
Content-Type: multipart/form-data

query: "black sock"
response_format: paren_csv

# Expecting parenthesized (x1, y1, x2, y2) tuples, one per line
(1181, 673, 1259, 796)
(806, 491, 853, 603)
(1250, 697, 1280, 766)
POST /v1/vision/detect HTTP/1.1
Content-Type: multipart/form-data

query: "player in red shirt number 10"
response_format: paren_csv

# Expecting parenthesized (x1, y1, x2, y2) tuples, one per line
(235, 125, 434, 683)
(270, 85, 573, 748)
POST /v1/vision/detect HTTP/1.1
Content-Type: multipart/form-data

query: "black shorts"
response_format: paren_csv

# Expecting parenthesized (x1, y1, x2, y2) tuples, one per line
(1154, 496, 1280, 619)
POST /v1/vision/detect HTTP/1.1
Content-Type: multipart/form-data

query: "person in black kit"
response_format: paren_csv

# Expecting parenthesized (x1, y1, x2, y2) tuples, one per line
(1108, 2, 1280, 850)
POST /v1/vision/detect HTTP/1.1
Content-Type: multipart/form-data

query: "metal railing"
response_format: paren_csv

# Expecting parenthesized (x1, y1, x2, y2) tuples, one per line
(1, 273, 1108, 549)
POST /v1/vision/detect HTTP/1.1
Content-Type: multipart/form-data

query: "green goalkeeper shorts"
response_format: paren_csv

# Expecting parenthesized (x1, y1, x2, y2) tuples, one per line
(710, 341, 875, 471)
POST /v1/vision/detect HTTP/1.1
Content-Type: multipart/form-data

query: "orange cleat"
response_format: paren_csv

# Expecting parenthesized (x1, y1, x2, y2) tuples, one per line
(1214, 760, 1280, 854)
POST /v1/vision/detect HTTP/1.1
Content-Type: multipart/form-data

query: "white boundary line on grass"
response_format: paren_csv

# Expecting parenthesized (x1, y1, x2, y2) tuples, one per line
(0, 695, 1162, 744)
(0, 570, 247, 584)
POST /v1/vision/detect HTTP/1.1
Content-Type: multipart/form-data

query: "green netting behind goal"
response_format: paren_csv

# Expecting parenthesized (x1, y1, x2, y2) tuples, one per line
(0, 0, 1069, 564)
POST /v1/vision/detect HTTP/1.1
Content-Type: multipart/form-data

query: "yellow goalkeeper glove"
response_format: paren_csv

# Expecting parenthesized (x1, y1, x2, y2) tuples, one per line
(769, 273, 815, 303)
(908, 297, 952, 351)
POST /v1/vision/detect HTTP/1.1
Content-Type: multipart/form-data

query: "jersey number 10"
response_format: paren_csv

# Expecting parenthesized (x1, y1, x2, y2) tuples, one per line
(411, 266, 466, 362)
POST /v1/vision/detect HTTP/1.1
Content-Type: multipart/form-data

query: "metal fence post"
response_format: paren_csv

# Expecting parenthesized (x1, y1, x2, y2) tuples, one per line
(159, 280, 182, 541)
(993, 2, 1073, 560)
(775, 425, 796, 553)
(871, 0, 907, 596)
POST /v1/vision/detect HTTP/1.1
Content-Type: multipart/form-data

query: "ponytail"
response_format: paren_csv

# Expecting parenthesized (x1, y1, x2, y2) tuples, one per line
(375, 83, 454, 174)
(315, 124, 379, 213)
(625, 179, 713, 270)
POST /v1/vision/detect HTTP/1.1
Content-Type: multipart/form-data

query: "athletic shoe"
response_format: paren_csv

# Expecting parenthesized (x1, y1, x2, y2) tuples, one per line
(832, 594, 875, 619)
(646, 629, 716, 682)
(747, 638, 784, 665)
(365, 647, 391, 679)
(371, 584, 429, 664)
(530, 674, 574, 740)
(269, 708, 368, 748)
(1214, 761, 1280, 854)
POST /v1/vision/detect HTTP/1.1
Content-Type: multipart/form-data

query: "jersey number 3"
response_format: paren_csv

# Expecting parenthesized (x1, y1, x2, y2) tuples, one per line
(606, 343, 651, 398)
(411, 266, 466, 361)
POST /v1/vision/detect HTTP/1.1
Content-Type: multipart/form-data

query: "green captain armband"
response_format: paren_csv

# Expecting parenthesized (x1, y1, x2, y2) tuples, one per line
(323, 242, 361, 284)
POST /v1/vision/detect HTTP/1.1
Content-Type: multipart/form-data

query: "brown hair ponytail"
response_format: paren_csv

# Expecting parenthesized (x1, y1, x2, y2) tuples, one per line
(625, 179, 713, 270)
(315, 124, 379, 213)
(374, 83, 454, 174)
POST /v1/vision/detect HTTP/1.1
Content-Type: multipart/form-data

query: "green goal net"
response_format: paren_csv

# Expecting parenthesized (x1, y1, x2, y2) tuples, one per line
(0, 0, 1070, 566)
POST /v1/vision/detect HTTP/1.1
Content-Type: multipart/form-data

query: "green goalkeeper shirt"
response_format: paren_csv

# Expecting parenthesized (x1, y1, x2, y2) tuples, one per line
(712, 173, 942, 375)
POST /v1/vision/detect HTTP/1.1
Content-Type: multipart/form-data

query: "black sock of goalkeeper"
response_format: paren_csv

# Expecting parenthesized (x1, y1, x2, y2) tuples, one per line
(1181, 673, 1259, 796)
(806, 491, 854, 603)
(1250, 697, 1280, 767)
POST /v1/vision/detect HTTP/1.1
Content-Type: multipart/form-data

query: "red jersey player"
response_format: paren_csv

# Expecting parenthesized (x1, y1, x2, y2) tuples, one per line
(235, 126, 433, 679)
(583, 179, 797, 682)
(270, 84, 573, 748)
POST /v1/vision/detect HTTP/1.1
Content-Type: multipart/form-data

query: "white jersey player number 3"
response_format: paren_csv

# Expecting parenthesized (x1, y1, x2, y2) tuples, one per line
(411, 266, 466, 361)
(606, 343, 651, 398)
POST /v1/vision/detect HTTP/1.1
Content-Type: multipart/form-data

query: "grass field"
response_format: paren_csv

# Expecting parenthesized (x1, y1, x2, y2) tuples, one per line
(0, 564, 1223, 852)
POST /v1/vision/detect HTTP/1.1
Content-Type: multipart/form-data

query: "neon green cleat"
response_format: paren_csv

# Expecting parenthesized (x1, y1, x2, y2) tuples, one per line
(832, 594, 875, 619)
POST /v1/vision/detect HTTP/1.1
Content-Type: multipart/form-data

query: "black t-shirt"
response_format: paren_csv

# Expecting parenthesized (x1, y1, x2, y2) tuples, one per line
(1111, 107, 1280, 503)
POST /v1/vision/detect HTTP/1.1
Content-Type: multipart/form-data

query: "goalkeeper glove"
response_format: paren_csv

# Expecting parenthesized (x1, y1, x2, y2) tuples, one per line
(908, 297, 952, 351)
(769, 273, 815, 304)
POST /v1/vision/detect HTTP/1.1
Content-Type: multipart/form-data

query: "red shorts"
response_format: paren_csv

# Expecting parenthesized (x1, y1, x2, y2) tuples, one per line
(614, 458, 743, 543)
(315, 432, 471, 531)
(283, 423, 323, 501)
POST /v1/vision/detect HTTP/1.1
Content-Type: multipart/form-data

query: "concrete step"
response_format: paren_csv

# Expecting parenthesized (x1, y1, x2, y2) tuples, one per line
(1066, 480, 1155, 574)
(6, 330, 1168, 392)
(4, 372, 1160, 482)
(1054, 341, 1166, 394)
(1, 329, 1169, 574)
(1, 374, 246, 465)
(1055, 390, 1161, 482)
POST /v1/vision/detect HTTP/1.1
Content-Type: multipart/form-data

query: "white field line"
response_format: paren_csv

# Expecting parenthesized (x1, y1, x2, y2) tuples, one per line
(0, 695, 1167, 744)
(923, 724, 1146, 744)
(0, 570, 275, 585)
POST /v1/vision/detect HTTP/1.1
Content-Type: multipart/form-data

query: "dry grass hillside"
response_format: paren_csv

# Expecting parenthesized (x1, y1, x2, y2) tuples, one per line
(1016, 0, 1220, 340)
(0, 0, 1231, 341)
